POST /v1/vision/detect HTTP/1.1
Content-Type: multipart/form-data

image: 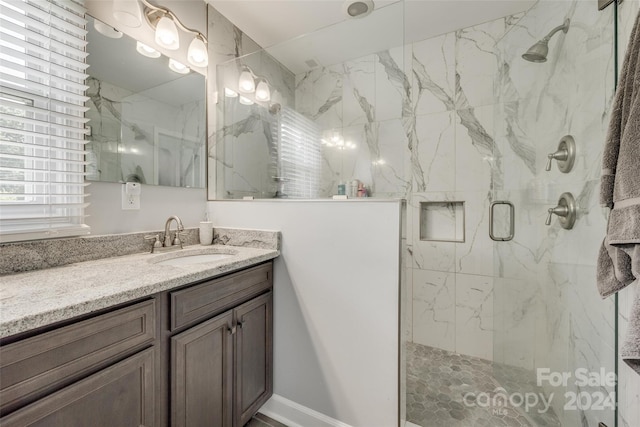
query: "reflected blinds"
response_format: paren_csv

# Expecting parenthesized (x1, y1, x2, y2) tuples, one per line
(272, 107, 321, 199)
(0, 0, 90, 242)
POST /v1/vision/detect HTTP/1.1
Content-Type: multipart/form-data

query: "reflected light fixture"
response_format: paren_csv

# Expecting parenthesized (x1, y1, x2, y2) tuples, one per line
(94, 19, 123, 38)
(238, 67, 256, 93)
(114, 0, 209, 68)
(239, 96, 254, 106)
(169, 58, 190, 74)
(112, 0, 142, 28)
(255, 79, 271, 102)
(136, 41, 160, 58)
(224, 88, 239, 98)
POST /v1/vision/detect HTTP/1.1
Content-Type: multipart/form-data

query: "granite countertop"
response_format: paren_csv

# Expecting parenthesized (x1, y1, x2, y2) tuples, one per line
(0, 243, 279, 339)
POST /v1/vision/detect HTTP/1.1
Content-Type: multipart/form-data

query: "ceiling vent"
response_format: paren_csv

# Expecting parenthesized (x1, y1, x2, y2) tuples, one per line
(343, 0, 374, 19)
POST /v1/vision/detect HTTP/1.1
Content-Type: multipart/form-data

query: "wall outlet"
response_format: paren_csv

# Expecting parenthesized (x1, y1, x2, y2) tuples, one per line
(122, 184, 140, 210)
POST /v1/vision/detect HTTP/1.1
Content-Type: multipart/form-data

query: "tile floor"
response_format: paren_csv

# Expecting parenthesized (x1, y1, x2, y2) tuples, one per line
(406, 342, 561, 427)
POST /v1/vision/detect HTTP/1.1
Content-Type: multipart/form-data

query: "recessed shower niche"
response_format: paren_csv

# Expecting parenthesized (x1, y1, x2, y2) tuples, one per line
(419, 201, 465, 242)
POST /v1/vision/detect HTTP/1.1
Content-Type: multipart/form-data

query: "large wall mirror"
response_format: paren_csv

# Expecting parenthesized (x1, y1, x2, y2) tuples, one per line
(86, 15, 206, 188)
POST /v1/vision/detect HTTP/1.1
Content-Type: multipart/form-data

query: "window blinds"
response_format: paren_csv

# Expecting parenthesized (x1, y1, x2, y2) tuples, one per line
(0, 0, 90, 242)
(272, 106, 322, 199)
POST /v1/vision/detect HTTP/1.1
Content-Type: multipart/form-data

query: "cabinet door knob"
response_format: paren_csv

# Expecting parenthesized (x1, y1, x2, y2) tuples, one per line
(237, 320, 245, 329)
(227, 325, 236, 335)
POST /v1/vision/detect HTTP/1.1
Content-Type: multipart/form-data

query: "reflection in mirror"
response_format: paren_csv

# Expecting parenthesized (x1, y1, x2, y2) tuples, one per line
(85, 15, 206, 188)
(212, 2, 404, 199)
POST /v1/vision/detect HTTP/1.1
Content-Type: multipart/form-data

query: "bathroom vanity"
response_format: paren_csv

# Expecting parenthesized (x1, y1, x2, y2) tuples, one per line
(0, 232, 279, 427)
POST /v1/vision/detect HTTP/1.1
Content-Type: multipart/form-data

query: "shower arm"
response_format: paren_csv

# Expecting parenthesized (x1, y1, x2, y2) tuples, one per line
(540, 19, 570, 42)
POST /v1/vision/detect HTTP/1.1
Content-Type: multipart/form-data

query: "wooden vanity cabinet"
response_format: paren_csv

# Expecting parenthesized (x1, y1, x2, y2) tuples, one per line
(169, 263, 273, 427)
(0, 261, 274, 427)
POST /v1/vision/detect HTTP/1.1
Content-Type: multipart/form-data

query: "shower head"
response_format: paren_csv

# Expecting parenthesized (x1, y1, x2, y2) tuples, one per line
(522, 40, 549, 63)
(522, 18, 570, 63)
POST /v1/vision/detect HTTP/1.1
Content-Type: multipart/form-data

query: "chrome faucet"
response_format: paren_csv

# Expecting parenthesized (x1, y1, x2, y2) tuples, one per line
(144, 215, 185, 253)
(164, 215, 185, 247)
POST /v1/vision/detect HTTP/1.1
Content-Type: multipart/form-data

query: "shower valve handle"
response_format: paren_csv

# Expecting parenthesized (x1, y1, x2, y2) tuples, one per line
(545, 149, 569, 171)
(545, 192, 577, 229)
(545, 135, 576, 173)
(545, 206, 569, 225)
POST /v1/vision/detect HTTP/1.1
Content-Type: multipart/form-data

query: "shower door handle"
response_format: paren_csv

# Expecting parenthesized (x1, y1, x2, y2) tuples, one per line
(489, 201, 515, 242)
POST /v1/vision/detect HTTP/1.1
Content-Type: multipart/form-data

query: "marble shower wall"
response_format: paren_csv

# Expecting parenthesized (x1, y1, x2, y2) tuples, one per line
(291, 3, 622, 424)
(289, 14, 523, 360)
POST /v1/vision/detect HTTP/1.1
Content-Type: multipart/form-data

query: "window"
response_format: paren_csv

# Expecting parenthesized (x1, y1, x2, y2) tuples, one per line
(272, 106, 322, 198)
(0, 0, 90, 242)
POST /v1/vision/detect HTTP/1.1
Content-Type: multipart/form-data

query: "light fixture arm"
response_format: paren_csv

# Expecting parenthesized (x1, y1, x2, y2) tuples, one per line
(140, 0, 207, 44)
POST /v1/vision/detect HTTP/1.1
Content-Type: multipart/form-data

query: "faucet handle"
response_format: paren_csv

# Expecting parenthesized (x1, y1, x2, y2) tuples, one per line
(144, 234, 162, 253)
(172, 231, 186, 248)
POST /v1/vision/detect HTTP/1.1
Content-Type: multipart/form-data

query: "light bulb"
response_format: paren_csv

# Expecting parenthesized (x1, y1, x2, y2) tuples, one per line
(239, 96, 254, 105)
(255, 80, 270, 102)
(136, 41, 160, 58)
(224, 88, 238, 98)
(187, 37, 208, 67)
(112, 0, 141, 28)
(238, 69, 255, 93)
(169, 59, 190, 74)
(155, 16, 179, 50)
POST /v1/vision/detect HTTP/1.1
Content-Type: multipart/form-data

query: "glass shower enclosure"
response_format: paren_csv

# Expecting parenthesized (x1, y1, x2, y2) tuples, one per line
(492, 1, 616, 426)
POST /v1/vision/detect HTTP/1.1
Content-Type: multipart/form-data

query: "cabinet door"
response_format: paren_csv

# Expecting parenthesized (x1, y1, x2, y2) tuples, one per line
(234, 292, 273, 427)
(172, 312, 234, 427)
(0, 348, 155, 427)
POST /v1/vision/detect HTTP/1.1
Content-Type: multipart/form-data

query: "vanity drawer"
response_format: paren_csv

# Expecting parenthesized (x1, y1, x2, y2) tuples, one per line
(170, 262, 272, 331)
(0, 299, 156, 415)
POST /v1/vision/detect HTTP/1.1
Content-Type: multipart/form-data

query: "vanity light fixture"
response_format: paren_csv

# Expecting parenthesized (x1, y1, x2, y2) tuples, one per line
(154, 15, 179, 50)
(136, 41, 161, 58)
(168, 58, 190, 74)
(114, 0, 209, 68)
(112, 0, 142, 28)
(239, 96, 254, 106)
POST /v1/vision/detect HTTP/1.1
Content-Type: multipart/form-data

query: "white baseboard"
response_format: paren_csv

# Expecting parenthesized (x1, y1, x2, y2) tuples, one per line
(258, 394, 353, 427)
(404, 422, 420, 427)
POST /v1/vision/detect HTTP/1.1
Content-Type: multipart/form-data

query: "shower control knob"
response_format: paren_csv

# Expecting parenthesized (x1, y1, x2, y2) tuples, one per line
(545, 192, 577, 229)
(545, 150, 568, 171)
(545, 206, 568, 225)
(545, 135, 576, 173)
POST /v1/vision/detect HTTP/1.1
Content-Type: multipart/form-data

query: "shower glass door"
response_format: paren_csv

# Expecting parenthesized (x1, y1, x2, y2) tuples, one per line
(491, 1, 616, 426)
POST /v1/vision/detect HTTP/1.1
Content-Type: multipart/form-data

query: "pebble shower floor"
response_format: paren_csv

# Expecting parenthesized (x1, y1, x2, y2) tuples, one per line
(406, 342, 562, 427)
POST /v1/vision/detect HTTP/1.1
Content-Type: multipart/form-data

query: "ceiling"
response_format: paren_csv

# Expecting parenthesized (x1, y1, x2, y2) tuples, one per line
(208, 0, 537, 50)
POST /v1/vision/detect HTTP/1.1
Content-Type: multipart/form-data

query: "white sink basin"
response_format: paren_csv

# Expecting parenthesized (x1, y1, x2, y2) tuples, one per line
(154, 253, 234, 266)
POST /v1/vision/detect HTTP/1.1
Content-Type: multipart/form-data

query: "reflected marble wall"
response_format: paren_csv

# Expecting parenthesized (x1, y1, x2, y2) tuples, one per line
(207, 6, 295, 198)
(86, 77, 205, 187)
